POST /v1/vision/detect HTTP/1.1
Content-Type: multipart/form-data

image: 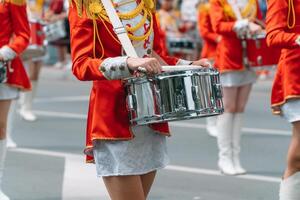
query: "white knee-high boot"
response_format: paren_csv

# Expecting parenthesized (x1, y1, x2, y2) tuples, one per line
(280, 172, 300, 200)
(19, 81, 38, 121)
(0, 140, 10, 200)
(206, 116, 218, 137)
(7, 101, 17, 148)
(232, 113, 246, 174)
(217, 113, 237, 175)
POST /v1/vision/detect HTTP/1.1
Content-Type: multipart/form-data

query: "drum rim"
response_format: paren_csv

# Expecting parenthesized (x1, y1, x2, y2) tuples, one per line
(130, 108, 224, 126)
(124, 68, 219, 84)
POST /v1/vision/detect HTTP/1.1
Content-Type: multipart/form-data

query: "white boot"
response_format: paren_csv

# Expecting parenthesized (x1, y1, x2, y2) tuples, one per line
(6, 101, 17, 148)
(0, 140, 10, 200)
(19, 81, 38, 122)
(232, 113, 247, 175)
(279, 172, 300, 200)
(206, 116, 218, 137)
(217, 113, 237, 175)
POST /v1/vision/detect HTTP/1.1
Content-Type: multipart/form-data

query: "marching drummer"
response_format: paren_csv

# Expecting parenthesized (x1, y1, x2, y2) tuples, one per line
(210, 0, 263, 175)
(18, 0, 46, 122)
(68, 0, 208, 199)
(266, 0, 300, 199)
(19, 0, 70, 122)
(197, 0, 222, 137)
(0, 0, 30, 199)
(157, 0, 195, 59)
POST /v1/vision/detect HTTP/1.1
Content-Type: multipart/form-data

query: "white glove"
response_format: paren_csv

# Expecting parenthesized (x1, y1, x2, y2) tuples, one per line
(234, 19, 249, 31)
(296, 36, 300, 46)
(0, 46, 17, 61)
(233, 19, 249, 38)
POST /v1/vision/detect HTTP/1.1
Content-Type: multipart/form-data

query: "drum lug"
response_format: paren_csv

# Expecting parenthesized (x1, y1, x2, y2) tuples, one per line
(127, 94, 137, 111)
(154, 88, 164, 113)
(213, 83, 223, 99)
(191, 85, 200, 102)
(174, 89, 186, 113)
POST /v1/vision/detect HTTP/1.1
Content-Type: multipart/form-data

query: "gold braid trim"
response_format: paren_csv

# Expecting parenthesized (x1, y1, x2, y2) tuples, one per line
(198, 3, 210, 13)
(70, 0, 155, 58)
(6, 0, 26, 5)
(287, 0, 296, 29)
(220, 0, 257, 20)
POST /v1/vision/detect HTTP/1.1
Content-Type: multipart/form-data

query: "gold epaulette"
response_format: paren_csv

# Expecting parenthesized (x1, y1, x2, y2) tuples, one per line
(6, 0, 26, 6)
(199, 3, 210, 13)
(71, 0, 155, 19)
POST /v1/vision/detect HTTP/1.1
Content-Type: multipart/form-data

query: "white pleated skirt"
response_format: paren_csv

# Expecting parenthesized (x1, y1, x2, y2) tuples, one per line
(0, 84, 19, 100)
(220, 69, 257, 87)
(93, 125, 169, 177)
(282, 99, 300, 123)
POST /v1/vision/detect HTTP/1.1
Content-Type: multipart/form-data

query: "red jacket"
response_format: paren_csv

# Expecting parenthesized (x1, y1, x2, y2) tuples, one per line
(69, 0, 179, 162)
(198, 3, 219, 59)
(0, 0, 31, 90)
(209, 0, 262, 73)
(266, 0, 300, 114)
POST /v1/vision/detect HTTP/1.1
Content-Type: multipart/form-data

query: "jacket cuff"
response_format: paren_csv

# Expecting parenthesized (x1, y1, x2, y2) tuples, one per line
(176, 59, 193, 65)
(99, 56, 132, 80)
(0, 46, 17, 61)
(296, 36, 300, 46)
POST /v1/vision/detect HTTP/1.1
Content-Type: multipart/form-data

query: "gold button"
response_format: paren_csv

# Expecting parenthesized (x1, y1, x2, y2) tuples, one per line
(119, 65, 125, 71)
(100, 66, 106, 72)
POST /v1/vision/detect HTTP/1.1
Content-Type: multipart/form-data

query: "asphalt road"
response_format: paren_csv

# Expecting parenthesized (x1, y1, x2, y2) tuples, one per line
(4, 67, 290, 200)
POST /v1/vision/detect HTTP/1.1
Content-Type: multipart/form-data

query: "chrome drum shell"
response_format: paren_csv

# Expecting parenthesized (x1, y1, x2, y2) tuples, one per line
(125, 67, 224, 125)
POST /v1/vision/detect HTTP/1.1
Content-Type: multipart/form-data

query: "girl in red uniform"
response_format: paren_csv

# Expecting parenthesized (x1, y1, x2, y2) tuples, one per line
(198, 1, 222, 137)
(210, 0, 262, 175)
(69, 0, 208, 199)
(266, 0, 300, 199)
(0, 0, 30, 199)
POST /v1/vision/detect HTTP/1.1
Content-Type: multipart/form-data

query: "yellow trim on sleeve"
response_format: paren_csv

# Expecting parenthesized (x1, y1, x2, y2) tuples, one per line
(7, 0, 26, 6)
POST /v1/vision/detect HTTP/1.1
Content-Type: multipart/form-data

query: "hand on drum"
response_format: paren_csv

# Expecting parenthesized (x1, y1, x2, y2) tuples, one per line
(127, 57, 162, 75)
(249, 22, 262, 35)
(191, 59, 211, 68)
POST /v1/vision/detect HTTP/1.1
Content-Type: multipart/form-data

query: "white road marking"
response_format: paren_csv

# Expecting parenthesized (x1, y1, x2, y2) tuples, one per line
(165, 165, 281, 183)
(170, 122, 291, 136)
(35, 96, 89, 103)
(34, 110, 87, 119)
(33, 110, 291, 136)
(10, 148, 109, 199)
(10, 148, 281, 184)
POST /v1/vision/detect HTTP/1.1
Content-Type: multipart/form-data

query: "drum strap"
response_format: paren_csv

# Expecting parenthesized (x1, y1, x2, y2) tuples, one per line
(101, 0, 138, 58)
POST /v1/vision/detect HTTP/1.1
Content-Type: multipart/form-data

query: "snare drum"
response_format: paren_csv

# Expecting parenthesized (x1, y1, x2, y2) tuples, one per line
(43, 20, 67, 43)
(245, 33, 281, 69)
(21, 22, 46, 61)
(125, 66, 224, 125)
(167, 36, 195, 54)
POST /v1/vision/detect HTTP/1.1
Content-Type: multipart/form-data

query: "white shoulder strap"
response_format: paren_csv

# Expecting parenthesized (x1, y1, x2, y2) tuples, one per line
(101, 0, 138, 58)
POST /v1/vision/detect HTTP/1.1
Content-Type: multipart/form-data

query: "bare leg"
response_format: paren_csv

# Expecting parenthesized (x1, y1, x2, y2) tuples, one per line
(236, 84, 252, 113)
(0, 100, 11, 139)
(222, 87, 238, 113)
(29, 61, 42, 81)
(0, 100, 11, 200)
(279, 121, 300, 200)
(103, 175, 145, 200)
(57, 46, 67, 63)
(140, 171, 156, 198)
(284, 121, 300, 179)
